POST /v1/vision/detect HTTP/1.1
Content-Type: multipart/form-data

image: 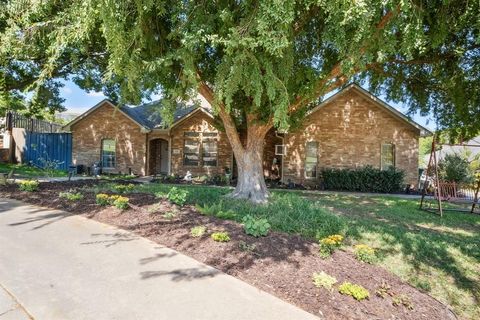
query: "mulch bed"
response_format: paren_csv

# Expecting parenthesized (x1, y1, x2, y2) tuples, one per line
(0, 181, 455, 320)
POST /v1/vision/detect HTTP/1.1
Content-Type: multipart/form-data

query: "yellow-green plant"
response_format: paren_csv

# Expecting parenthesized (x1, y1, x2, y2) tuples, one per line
(354, 244, 376, 264)
(339, 282, 370, 301)
(312, 271, 337, 290)
(59, 191, 84, 201)
(319, 234, 343, 258)
(190, 226, 207, 238)
(112, 183, 135, 193)
(18, 180, 39, 192)
(211, 232, 230, 242)
(112, 196, 129, 210)
(96, 193, 110, 205)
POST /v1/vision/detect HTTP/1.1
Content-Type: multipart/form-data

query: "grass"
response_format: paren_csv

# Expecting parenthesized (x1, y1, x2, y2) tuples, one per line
(0, 163, 67, 178)
(86, 182, 480, 319)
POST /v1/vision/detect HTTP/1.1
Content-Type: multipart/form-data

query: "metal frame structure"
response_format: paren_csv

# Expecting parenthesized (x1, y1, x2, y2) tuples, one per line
(419, 137, 480, 217)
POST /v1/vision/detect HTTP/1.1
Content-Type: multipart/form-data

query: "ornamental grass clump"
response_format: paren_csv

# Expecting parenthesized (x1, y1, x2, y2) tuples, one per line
(319, 234, 343, 258)
(339, 282, 370, 301)
(211, 232, 230, 242)
(312, 271, 337, 290)
(18, 180, 39, 192)
(354, 244, 376, 264)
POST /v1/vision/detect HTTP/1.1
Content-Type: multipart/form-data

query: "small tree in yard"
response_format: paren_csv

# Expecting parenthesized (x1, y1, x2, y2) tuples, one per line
(1, 1, 480, 202)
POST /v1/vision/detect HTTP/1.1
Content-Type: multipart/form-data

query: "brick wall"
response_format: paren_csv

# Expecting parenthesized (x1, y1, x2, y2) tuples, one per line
(170, 110, 233, 177)
(282, 89, 420, 186)
(71, 103, 147, 175)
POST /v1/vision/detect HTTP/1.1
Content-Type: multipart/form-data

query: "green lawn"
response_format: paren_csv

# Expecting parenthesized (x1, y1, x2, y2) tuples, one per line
(90, 182, 480, 319)
(0, 163, 68, 178)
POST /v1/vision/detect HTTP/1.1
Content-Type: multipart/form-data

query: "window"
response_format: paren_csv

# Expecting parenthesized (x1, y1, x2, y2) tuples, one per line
(101, 139, 116, 168)
(183, 138, 200, 166)
(275, 145, 286, 156)
(381, 143, 395, 170)
(305, 141, 318, 178)
(183, 131, 218, 167)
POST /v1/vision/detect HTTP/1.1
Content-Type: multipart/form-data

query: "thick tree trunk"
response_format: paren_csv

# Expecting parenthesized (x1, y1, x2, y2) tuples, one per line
(230, 139, 269, 203)
(197, 82, 271, 203)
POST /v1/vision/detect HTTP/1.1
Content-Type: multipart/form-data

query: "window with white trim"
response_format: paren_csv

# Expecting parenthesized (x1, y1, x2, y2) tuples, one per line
(381, 143, 395, 170)
(305, 141, 318, 178)
(101, 139, 116, 168)
(183, 131, 218, 167)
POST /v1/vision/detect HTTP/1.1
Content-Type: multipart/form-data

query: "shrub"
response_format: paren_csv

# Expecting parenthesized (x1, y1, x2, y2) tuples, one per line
(238, 240, 257, 253)
(354, 244, 376, 264)
(438, 153, 475, 183)
(242, 214, 271, 237)
(96, 193, 110, 205)
(163, 211, 176, 219)
(112, 183, 135, 193)
(321, 166, 405, 193)
(190, 226, 207, 237)
(312, 271, 337, 290)
(108, 194, 123, 205)
(211, 232, 230, 242)
(167, 187, 188, 206)
(338, 282, 370, 301)
(392, 294, 414, 310)
(59, 191, 84, 201)
(112, 196, 129, 210)
(319, 234, 343, 258)
(18, 180, 39, 192)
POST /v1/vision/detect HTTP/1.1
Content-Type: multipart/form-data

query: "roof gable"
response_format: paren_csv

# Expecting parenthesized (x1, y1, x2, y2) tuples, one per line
(308, 84, 432, 137)
(64, 99, 213, 132)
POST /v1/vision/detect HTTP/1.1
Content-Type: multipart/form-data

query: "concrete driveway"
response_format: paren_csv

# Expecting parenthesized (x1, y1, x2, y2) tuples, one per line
(0, 198, 318, 320)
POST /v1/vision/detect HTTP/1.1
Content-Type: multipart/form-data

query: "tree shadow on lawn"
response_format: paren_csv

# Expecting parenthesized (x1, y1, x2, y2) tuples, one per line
(346, 216, 480, 307)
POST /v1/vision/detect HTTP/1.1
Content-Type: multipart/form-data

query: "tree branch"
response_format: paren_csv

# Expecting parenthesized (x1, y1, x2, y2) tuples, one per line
(196, 77, 245, 155)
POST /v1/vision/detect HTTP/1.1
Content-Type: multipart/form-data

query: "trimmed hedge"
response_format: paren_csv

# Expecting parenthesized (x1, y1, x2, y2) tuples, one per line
(321, 166, 405, 193)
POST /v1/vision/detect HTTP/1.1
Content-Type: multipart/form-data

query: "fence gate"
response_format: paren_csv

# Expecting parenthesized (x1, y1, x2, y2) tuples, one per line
(23, 132, 72, 171)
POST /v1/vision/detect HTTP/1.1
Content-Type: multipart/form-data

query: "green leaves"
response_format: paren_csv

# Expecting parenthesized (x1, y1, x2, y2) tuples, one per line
(242, 214, 271, 237)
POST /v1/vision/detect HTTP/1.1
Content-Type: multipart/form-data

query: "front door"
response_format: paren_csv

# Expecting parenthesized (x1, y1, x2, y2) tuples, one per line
(150, 139, 169, 175)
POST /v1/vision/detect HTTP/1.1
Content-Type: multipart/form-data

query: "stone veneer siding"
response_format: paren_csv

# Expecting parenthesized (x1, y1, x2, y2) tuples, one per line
(71, 102, 147, 175)
(282, 90, 420, 186)
(170, 111, 233, 177)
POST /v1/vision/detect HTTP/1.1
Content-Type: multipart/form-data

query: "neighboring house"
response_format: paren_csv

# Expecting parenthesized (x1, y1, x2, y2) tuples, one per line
(64, 84, 431, 186)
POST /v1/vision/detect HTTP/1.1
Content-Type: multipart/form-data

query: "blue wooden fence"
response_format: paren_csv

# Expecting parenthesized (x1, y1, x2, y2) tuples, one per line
(23, 132, 72, 171)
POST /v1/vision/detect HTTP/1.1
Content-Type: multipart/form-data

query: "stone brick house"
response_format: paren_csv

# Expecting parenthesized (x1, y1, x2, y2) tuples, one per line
(65, 84, 430, 186)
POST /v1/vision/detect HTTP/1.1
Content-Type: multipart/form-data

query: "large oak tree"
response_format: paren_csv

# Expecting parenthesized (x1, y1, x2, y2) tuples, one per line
(1, 0, 479, 202)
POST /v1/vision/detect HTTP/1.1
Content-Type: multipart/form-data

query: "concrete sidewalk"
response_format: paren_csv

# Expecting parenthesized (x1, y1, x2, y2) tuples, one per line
(0, 198, 318, 320)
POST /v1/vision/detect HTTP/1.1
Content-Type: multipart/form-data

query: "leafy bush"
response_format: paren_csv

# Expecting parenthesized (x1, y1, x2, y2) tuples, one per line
(242, 214, 271, 237)
(438, 154, 475, 183)
(112, 196, 129, 210)
(338, 282, 370, 301)
(59, 191, 84, 201)
(211, 232, 230, 242)
(190, 226, 207, 237)
(18, 180, 39, 192)
(319, 234, 343, 258)
(167, 187, 188, 206)
(354, 244, 376, 264)
(312, 271, 337, 290)
(321, 166, 405, 193)
(112, 183, 135, 193)
(96, 193, 110, 205)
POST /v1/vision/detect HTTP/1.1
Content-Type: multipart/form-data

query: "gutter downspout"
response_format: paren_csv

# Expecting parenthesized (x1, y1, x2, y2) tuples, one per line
(275, 131, 285, 184)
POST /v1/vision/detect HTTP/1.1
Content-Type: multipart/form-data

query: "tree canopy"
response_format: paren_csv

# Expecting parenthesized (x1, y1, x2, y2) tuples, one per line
(1, 0, 479, 134)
